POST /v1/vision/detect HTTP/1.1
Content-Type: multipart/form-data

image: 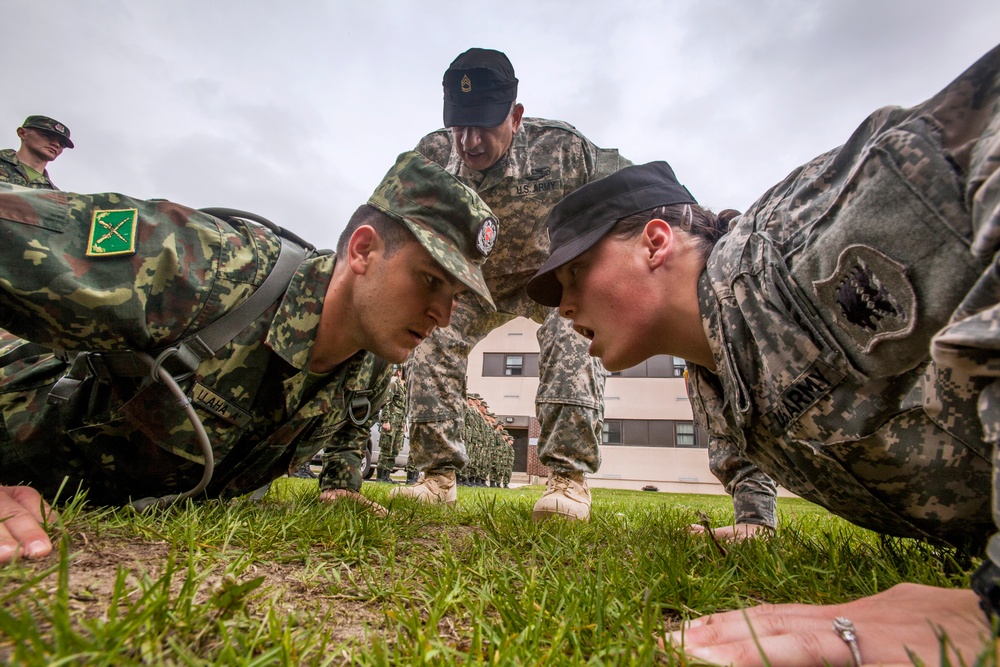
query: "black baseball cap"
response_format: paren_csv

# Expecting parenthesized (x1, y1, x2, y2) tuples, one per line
(526, 161, 697, 307)
(443, 48, 519, 128)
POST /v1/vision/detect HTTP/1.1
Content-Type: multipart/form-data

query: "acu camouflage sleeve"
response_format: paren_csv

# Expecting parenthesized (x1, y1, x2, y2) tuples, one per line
(708, 433, 778, 529)
(926, 43, 1000, 606)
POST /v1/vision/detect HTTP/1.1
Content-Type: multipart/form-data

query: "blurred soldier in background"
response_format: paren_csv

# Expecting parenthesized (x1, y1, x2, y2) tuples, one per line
(0, 115, 73, 190)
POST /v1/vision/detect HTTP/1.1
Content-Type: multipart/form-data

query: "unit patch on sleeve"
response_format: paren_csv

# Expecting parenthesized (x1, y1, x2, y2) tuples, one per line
(87, 209, 138, 257)
(812, 244, 916, 353)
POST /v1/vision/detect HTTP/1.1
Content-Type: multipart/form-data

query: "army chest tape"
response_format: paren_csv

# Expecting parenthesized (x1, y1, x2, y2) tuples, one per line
(42, 209, 369, 510)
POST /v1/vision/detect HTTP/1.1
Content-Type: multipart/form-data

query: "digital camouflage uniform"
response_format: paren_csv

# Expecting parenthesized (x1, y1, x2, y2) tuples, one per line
(375, 368, 407, 477)
(411, 118, 630, 476)
(0, 187, 387, 503)
(0, 149, 58, 190)
(686, 44, 1000, 562)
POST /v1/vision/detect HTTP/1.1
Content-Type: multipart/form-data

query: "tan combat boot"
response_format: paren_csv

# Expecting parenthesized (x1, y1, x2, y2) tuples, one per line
(531, 472, 591, 522)
(388, 469, 457, 505)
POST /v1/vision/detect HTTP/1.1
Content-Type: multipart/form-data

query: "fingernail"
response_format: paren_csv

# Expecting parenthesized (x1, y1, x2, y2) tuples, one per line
(26, 540, 50, 557)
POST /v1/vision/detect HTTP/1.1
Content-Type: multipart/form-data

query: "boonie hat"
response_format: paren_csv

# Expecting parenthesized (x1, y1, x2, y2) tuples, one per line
(526, 161, 697, 307)
(21, 115, 74, 148)
(369, 151, 498, 309)
(442, 48, 518, 129)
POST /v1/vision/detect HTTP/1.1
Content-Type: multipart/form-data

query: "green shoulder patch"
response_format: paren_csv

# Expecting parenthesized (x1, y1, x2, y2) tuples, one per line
(87, 208, 138, 256)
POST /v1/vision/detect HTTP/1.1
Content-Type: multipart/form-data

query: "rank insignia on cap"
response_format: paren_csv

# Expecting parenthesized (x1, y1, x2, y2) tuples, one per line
(87, 209, 138, 257)
(477, 216, 498, 257)
(55, 123, 66, 133)
(461, 74, 472, 93)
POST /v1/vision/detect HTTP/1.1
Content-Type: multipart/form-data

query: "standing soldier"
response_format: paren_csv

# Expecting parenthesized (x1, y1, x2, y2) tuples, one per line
(500, 433, 514, 488)
(391, 48, 631, 521)
(0, 116, 73, 190)
(374, 365, 407, 483)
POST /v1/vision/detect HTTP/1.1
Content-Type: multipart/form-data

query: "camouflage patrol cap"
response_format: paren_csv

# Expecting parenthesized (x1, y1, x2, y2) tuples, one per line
(21, 115, 74, 148)
(526, 161, 697, 307)
(369, 151, 498, 309)
(443, 48, 518, 128)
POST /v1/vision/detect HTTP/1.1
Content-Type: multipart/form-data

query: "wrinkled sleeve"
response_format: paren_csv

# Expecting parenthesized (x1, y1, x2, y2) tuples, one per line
(318, 363, 392, 492)
(0, 185, 237, 351)
(708, 433, 778, 529)
(925, 44, 1000, 611)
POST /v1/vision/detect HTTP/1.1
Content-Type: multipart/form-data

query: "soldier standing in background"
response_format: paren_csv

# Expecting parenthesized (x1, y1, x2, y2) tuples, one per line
(391, 48, 631, 521)
(0, 116, 73, 190)
(374, 365, 407, 483)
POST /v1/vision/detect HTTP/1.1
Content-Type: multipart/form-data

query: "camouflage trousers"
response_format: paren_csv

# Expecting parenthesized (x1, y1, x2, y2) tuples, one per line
(376, 421, 405, 475)
(407, 272, 606, 475)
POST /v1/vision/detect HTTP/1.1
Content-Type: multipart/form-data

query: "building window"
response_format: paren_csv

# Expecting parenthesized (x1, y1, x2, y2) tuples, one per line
(676, 422, 696, 447)
(482, 353, 539, 377)
(613, 355, 676, 378)
(602, 420, 623, 445)
(672, 356, 687, 378)
(505, 354, 523, 376)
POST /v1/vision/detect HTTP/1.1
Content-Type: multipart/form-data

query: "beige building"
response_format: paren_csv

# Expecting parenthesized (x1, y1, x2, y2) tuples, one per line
(466, 318, 727, 495)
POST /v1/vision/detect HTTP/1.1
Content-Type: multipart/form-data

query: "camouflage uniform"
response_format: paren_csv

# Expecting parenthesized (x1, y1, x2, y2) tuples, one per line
(463, 400, 482, 484)
(0, 149, 58, 190)
(686, 44, 1000, 558)
(410, 118, 629, 476)
(0, 151, 498, 504)
(0, 187, 388, 503)
(375, 368, 407, 477)
(500, 434, 514, 487)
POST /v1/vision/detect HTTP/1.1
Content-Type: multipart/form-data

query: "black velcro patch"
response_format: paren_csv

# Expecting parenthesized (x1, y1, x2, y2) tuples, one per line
(813, 244, 916, 353)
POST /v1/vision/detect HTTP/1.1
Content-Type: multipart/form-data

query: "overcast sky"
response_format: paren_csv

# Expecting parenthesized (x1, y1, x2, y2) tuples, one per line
(4, 1, 999, 250)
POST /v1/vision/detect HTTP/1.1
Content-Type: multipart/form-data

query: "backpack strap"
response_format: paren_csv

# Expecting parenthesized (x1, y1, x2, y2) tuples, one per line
(51, 216, 311, 392)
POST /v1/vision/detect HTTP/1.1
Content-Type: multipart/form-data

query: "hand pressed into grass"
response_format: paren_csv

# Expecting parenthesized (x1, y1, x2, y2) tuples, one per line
(319, 488, 389, 517)
(0, 485, 55, 563)
(673, 584, 994, 667)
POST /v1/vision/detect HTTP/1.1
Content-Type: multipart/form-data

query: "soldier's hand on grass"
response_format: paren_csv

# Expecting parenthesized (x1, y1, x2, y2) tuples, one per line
(688, 522, 772, 541)
(668, 583, 994, 666)
(0, 485, 55, 563)
(318, 489, 388, 517)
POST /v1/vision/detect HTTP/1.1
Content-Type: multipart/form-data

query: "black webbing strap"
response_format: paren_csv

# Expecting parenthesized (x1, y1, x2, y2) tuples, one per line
(83, 239, 307, 381)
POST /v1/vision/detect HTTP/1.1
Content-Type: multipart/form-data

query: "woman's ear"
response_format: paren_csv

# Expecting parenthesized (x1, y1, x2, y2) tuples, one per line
(643, 218, 674, 269)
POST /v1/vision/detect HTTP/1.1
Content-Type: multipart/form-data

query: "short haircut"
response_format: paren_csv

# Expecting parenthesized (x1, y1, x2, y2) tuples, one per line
(336, 204, 415, 258)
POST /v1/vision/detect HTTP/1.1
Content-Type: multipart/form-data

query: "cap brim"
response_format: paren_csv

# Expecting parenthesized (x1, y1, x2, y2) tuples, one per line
(391, 215, 496, 311)
(525, 216, 619, 307)
(444, 101, 511, 129)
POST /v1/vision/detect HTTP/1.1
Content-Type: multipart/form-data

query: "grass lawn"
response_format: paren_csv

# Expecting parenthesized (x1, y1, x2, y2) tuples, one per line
(0, 480, 983, 665)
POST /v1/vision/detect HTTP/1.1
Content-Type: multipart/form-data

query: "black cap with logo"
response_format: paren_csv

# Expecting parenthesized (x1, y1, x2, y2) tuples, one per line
(526, 161, 698, 307)
(442, 48, 518, 129)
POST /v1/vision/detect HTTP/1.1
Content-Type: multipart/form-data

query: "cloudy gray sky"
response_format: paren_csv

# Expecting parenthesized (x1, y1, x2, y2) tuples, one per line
(4, 1, 999, 250)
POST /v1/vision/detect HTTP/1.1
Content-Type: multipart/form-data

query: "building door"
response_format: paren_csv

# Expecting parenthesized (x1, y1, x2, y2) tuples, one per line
(508, 428, 529, 472)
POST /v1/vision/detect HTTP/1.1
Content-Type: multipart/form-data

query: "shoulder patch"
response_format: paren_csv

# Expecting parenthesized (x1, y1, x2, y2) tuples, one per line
(87, 209, 137, 257)
(477, 216, 499, 257)
(813, 244, 916, 353)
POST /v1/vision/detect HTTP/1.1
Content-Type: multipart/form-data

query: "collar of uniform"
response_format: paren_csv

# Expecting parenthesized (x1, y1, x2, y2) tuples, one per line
(266, 252, 335, 370)
(0, 149, 20, 166)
